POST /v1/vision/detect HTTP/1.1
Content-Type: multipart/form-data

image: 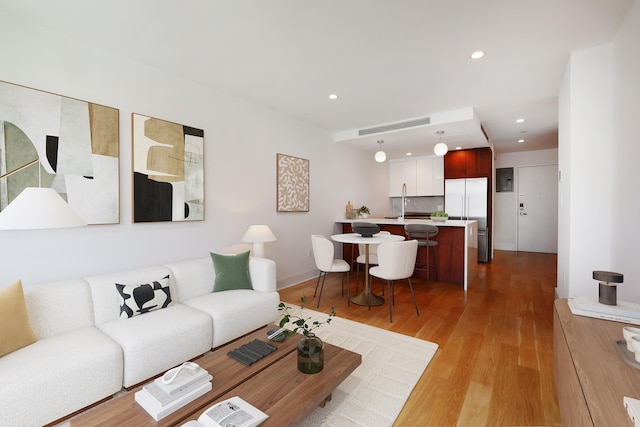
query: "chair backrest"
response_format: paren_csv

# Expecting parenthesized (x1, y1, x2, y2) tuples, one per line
(405, 223, 439, 240)
(358, 230, 391, 256)
(311, 234, 335, 272)
(375, 239, 419, 280)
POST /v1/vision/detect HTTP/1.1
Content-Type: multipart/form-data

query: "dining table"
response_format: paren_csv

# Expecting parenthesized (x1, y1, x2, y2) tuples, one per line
(331, 232, 405, 307)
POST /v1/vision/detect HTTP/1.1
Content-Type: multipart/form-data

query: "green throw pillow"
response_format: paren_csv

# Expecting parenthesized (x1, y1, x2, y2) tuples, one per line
(210, 251, 253, 292)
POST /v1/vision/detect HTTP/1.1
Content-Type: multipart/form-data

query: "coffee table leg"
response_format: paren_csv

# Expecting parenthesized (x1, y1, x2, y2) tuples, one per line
(319, 393, 332, 408)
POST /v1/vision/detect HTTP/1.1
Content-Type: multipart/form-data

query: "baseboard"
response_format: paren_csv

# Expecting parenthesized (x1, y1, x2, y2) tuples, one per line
(277, 270, 318, 290)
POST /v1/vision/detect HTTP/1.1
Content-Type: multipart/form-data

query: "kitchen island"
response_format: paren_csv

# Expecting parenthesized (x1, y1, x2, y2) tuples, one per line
(336, 218, 478, 290)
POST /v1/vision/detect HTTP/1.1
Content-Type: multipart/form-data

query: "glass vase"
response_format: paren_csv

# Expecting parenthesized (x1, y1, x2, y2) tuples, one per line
(297, 333, 324, 374)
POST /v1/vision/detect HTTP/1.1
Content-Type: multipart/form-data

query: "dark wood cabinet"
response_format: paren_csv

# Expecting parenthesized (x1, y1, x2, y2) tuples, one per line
(444, 147, 492, 179)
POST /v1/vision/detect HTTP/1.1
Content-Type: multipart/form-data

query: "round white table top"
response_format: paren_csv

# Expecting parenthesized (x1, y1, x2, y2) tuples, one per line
(331, 232, 404, 244)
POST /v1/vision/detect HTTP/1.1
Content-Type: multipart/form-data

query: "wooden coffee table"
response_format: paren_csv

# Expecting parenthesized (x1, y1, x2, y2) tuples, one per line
(70, 326, 361, 426)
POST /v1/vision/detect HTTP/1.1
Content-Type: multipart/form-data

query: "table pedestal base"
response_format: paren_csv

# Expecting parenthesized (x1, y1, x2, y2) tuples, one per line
(350, 292, 384, 306)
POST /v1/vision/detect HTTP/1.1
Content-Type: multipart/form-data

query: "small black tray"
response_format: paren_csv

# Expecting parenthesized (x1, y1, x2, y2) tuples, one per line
(615, 340, 640, 369)
(227, 339, 277, 366)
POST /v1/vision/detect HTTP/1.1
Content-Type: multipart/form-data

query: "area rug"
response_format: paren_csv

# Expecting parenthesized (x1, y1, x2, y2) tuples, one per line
(282, 305, 439, 427)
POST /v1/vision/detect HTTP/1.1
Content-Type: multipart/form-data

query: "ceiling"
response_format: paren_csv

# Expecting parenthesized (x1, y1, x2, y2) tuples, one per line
(3, 0, 634, 159)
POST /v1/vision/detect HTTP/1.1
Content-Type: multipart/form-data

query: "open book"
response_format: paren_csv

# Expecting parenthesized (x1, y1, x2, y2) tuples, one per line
(181, 396, 268, 427)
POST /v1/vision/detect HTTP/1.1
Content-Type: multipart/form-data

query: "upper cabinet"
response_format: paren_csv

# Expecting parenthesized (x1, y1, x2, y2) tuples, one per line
(389, 156, 444, 197)
(444, 147, 492, 179)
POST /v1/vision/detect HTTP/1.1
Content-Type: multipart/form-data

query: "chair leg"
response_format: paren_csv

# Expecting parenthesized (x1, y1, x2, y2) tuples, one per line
(407, 277, 420, 316)
(387, 280, 393, 323)
(347, 272, 351, 306)
(316, 272, 327, 308)
(426, 244, 430, 283)
(313, 271, 322, 297)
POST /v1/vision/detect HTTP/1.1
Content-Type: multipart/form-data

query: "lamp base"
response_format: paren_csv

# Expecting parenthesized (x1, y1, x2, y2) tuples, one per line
(252, 242, 265, 258)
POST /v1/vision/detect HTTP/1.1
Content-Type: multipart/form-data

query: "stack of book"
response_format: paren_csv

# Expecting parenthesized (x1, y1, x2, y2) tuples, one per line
(135, 362, 213, 421)
(568, 296, 640, 325)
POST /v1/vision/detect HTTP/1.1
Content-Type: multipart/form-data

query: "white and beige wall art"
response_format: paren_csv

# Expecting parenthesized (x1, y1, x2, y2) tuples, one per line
(0, 80, 119, 225)
(132, 113, 204, 222)
(276, 153, 309, 212)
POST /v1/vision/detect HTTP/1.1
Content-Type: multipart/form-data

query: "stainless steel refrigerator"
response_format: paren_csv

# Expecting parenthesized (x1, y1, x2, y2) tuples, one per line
(445, 177, 489, 262)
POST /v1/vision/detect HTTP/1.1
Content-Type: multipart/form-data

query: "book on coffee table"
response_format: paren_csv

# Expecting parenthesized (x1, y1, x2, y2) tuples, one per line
(135, 362, 213, 420)
(181, 396, 268, 427)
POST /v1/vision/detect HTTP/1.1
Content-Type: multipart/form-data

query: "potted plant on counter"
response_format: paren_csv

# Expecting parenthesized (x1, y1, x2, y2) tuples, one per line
(358, 205, 370, 219)
(431, 210, 449, 222)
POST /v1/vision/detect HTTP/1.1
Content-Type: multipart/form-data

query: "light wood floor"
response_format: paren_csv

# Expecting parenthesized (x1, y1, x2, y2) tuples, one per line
(278, 250, 561, 426)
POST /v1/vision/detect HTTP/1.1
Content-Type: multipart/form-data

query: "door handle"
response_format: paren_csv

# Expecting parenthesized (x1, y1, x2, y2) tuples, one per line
(519, 212, 528, 216)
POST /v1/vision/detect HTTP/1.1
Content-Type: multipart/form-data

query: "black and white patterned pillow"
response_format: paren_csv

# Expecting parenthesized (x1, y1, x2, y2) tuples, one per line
(115, 275, 172, 319)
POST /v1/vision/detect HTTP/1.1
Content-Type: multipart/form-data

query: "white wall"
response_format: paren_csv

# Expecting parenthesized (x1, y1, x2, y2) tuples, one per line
(611, 0, 640, 302)
(494, 149, 558, 251)
(559, 0, 640, 303)
(0, 11, 389, 288)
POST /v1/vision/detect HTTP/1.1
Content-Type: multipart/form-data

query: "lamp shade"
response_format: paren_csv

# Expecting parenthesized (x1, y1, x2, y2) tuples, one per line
(241, 225, 277, 258)
(375, 150, 387, 162)
(0, 187, 87, 230)
(242, 225, 277, 243)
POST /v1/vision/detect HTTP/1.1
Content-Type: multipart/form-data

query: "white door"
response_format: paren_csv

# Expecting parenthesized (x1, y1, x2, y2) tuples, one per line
(517, 165, 558, 253)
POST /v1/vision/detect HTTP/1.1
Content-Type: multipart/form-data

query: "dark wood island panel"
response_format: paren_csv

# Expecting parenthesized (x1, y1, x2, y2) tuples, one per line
(340, 223, 466, 285)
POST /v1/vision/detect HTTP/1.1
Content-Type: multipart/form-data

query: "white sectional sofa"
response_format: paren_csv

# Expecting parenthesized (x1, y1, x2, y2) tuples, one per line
(0, 255, 280, 427)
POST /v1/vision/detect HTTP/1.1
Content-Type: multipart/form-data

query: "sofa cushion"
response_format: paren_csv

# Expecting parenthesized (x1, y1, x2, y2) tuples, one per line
(210, 251, 253, 292)
(23, 279, 96, 340)
(116, 274, 172, 318)
(0, 280, 37, 357)
(86, 266, 176, 325)
(97, 304, 212, 387)
(183, 289, 280, 348)
(0, 326, 123, 426)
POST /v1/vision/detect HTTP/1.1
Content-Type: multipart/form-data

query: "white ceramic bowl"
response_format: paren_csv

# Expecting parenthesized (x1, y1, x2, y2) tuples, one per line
(631, 336, 640, 362)
(431, 216, 447, 222)
(623, 326, 640, 351)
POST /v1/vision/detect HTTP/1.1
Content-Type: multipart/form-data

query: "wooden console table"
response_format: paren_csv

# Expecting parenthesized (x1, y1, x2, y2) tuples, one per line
(554, 298, 640, 426)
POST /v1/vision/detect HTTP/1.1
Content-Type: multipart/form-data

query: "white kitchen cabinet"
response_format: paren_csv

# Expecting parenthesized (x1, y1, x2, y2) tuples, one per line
(389, 156, 443, 196)
(389, 159, 416, 196)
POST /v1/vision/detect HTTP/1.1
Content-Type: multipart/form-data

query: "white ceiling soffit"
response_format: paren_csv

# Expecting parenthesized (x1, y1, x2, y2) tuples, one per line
(335, 107, 488, 160)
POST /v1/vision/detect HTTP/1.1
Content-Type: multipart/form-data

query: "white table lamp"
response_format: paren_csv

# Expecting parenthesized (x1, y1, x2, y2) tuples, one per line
(242, 225, 276, 258)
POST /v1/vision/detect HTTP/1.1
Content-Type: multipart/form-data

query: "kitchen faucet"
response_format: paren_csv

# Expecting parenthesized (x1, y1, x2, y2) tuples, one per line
(400, 183, 407, 220)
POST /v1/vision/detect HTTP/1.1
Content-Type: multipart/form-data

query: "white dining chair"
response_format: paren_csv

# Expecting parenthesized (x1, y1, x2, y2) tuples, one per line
(369, 239, 419, 323)
(311, 234, 351, 308)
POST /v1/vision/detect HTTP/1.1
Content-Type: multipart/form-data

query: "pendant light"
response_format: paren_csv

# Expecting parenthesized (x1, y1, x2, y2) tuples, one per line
(434, 130, 448, 156)
(374, 140, 386, 162)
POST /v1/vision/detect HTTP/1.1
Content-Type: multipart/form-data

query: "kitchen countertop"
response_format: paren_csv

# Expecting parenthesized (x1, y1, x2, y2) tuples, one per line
(336, 217, 476, 227)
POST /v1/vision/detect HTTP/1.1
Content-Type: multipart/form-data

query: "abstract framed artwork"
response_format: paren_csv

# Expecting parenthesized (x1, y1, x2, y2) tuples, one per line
(277, 153, 309, 212)
(0, 80, 120, 225)
(132, 113, 204, 222)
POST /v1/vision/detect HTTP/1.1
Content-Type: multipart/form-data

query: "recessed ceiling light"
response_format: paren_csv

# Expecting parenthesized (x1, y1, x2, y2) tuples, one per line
(470, 51, 485, 60)
(518, 139, 525, 143)
(455, 146, 462, 150)
(328, 94, 338, 100)
(516, 118, 525, 123)
(406, 152, 412, 156)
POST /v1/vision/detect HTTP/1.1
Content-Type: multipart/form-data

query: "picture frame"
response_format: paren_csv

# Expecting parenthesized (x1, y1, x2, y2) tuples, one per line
(276, 153, 309, 212)
(0, 80, 120, 225)
(132, 113, 204, 222)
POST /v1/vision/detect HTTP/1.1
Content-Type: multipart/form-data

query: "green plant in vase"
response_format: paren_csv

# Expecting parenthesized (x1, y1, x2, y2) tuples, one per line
(358, 205, 370, 218)
(278, 295, 336, 374)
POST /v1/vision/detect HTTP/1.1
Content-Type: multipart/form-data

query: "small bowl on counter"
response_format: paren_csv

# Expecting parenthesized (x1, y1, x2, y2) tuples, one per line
(430, 216, 448, 222)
